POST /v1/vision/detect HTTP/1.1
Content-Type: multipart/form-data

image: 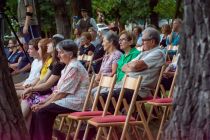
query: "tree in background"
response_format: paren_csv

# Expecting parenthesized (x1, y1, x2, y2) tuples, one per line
(92, 0, 177, 29)
(51, 0, 71, 38)
(0, 2, 29, 139)
(163, 0, 210, 139)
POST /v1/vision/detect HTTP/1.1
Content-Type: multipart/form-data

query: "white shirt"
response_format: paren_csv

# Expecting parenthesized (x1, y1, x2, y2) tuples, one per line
(23, 59, 42, 86)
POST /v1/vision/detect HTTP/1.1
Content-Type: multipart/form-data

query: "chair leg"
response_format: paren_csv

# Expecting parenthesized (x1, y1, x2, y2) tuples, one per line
(156, 106, 169, 140)
(65, 119, 74, 140)
(124, 130, 131, 140)
(83, 124, 90, 140)
(95, 127, 102, 140)
(111, 127, 119, 140)
(137, 104, 154, 140)
(58, 116, 65, 131)
(73, 120, 82, 140)
(132, 126, 142, 140)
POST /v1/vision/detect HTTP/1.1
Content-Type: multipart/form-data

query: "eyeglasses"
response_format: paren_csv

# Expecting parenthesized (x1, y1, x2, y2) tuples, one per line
(119, 38, 127, 42)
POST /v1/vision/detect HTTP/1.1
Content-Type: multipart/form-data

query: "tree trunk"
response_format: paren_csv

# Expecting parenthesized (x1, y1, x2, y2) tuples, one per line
(149, 0, 159, 28)
(163, 1, 210, 140)
(51, 0, 70, 38)
(0, 12, 29, 140)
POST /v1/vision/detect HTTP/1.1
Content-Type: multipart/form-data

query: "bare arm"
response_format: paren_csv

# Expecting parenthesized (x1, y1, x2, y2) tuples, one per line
(122, 60, 148, 72)
(110, 63, 118, 76)
(12, 63, 31, 75)
(36, 69, 52, 85)
(31, 75, 60, 92)
(23, 5, 33, 34)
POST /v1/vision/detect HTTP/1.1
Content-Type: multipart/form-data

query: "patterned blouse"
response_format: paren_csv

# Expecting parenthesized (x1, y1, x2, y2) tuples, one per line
(99, 50, 122, 75)
(54, 59, 89, 111)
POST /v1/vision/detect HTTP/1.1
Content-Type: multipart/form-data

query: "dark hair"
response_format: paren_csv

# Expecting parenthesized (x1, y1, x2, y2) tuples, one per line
(28, 38, 41, 50)
(81, 32, 92, 41)
(56, 39, 78, 58)
(161, 24, 171, 35)
(104, 31, 120, 50)
(133, 26, 142, 34)
(9, 38, 17, 45)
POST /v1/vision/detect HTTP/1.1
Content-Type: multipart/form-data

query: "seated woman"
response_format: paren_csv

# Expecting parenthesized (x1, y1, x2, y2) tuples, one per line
(30, 40, 89, 140)
(160, 24, 171, 48)
(15, 38, 52, 97)
(94, 31, 122, 85)
(116, 30, 140, 83)
(91, 31, 105, 73)
(21, 38, 65, 129)
(92, 31, 140, 95)
(79, 32, 95, 68)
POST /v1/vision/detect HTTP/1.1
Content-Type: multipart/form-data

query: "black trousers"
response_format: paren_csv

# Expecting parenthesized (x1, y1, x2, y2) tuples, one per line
(99, 88, 142, 113)
(30, 103, 75, 140)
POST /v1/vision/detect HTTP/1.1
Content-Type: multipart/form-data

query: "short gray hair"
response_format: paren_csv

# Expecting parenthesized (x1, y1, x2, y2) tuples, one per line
(104, 31, 119, 49)
(142, 27, 160, 44)
(56, 39, 78, 58)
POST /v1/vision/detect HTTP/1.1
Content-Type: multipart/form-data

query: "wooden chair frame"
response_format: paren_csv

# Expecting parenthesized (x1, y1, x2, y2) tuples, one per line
(87, 75, 147, 140)
(146, 69, 178, 140)
(66, 74, 117, 140)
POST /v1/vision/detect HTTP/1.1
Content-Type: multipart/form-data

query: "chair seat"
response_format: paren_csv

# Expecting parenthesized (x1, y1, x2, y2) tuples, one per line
(147, 98, 173, 104)
(69, 111, 111, 117)
(89, 115, 135, 123)
(142, 96, 161, 101)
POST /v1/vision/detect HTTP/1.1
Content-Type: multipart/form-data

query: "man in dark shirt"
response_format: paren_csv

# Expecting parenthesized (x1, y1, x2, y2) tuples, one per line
(76, 9, 98, 33)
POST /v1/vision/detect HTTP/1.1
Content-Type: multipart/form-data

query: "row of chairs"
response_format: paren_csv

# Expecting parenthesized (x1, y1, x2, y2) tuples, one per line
(54, 52, 178, 140)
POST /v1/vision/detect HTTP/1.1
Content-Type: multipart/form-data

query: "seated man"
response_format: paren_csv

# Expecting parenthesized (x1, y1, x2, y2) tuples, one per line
(100, 27, 166, 111)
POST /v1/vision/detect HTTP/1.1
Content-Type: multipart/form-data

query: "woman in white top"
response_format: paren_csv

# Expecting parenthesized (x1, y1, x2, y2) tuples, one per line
(30, 39, 89, 140)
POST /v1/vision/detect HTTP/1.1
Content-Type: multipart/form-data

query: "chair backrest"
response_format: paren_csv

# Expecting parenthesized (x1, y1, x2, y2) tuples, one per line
(82, 74, 96, 111)
(113, 75, 142, 116)
(92, 75, 116, 112)
(168, 68, 178, 98)
(77, 54, 84, 60)
(78, 54, 94, 73)
(151, 65, 166, 99)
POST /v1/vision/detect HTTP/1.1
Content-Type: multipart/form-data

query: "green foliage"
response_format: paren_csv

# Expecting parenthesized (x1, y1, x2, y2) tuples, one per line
(154, 0, 176, 19)
(92, 0, 177, 26)
(38, 0, 56, 34)
(92, 0, 150, 24)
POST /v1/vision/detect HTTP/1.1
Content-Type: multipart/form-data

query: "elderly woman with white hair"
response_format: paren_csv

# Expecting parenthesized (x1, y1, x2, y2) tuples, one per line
(30, 39, 89, 140)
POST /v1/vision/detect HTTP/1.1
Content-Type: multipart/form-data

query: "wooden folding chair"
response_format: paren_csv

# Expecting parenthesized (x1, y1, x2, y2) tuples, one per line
(87, 75, 147, 140)
(146, 69, 178, 140)
(52, 75, 95, 139)
(66, 74, 116, 140)
(78, 54, 94, 74)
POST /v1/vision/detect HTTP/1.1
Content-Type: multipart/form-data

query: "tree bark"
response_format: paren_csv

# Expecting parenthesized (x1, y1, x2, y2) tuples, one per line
(149, 0, 159, 28)
(163, 0, 210, 140)
(0, 13, 29, 140)
(51, 0, 70, 38)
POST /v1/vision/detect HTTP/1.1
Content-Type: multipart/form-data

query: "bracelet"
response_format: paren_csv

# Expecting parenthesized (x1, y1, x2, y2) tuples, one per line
(26, 12, 33, 17)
